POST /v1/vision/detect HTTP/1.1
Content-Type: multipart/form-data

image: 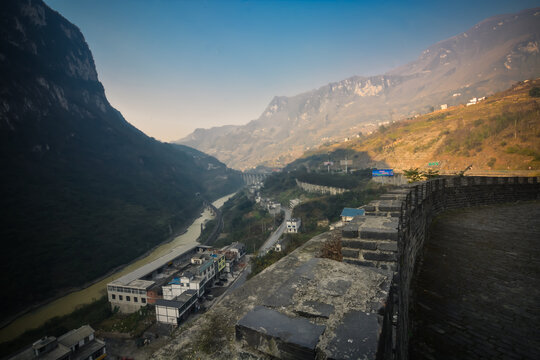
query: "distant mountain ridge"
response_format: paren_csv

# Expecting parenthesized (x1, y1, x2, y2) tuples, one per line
(293, 78, 540, 174)
(0, 0, 242, 321)
(179, 8, 540, 170)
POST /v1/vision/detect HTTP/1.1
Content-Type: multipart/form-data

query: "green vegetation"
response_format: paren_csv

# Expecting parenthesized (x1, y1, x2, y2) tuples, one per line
(529, 87, 540, 97)
(249, 231, 325, 279)
(0, 296, 112, 357)
(505, 146, 540, 160)
(99, 305, 154, 337)
(207, 191, 281, 254)
(193, 313, 231, 355)
(403, 168, 441, 183)
(292, 189, 382, 231)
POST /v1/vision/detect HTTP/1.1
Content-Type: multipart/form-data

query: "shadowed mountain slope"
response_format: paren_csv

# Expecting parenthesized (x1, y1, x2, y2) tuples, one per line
(0, 0, 242, 322)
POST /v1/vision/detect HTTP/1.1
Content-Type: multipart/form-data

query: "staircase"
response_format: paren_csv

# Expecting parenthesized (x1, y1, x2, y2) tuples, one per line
(341, 188, 409, 271)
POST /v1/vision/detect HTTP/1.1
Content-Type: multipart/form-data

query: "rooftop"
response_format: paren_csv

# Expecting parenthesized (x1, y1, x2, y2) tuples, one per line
(340, 208, 365, 217)
(58, 325, 94, 348)
(155, 290, 198, 308)
(109, 243, 198, 287)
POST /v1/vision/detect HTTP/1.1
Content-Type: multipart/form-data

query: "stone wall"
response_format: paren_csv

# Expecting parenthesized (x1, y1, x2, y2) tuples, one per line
(296, 179, 347, 195)
(395, 176, 540, 360)
(151, 176, 539, 360)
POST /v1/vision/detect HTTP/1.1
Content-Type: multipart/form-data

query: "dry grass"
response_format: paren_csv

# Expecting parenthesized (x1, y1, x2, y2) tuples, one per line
(319, 232, 343, 262)
(321, 79, 540, 172)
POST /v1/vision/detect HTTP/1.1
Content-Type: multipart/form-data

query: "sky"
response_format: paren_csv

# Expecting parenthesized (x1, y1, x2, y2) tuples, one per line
(44, 0, 540, 142)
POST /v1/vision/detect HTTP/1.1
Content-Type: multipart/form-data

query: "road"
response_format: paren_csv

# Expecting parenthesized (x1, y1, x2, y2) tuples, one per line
(258, 207, 292, 256)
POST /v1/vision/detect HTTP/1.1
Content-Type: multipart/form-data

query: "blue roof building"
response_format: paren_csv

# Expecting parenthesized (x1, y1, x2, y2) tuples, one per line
(340, 208, 365, 222)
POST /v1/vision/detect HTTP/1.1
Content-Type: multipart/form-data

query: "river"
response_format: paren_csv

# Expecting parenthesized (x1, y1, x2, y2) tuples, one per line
(0, 193, 235, 343)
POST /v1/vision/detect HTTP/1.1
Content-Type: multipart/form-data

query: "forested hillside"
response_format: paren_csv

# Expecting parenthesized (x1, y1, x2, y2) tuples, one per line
(0, 0, 242, 322)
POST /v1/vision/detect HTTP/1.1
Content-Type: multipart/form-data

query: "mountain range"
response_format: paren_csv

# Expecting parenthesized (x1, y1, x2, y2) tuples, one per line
(293, 79, 540, 174)
(179, 8, 540, 170)
(0, 0, 242, 322)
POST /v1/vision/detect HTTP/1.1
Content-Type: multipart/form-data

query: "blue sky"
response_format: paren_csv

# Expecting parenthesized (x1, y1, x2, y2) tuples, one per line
(45, 0, 540, 141)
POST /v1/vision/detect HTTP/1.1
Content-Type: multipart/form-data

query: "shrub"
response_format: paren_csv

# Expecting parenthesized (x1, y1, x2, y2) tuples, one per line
(529, 87, 540, 98)
(320, 233, 342, 262)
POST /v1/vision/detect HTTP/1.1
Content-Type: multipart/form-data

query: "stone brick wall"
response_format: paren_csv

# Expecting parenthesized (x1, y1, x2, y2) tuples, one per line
(395, 176, 540, 360)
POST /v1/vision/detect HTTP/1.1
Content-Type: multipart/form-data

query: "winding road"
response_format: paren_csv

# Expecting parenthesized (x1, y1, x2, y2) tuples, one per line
(258, 207, 292, 256)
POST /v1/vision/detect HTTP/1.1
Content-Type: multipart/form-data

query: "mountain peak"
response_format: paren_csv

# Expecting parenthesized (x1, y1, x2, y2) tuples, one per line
(178, 7, 540, 170)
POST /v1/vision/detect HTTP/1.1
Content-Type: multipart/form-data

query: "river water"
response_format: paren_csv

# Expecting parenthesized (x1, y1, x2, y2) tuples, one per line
(0, 193, 235, 343)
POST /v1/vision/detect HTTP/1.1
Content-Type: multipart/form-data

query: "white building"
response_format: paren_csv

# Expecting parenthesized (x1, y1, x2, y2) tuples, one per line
(162, 255, 215, 300)
(466, 97, 477, 106)
(155, 290, 198, 325)
(440, 104, 448, 110)
(286, 218, 301, 233)
(106, 243, 200, 313)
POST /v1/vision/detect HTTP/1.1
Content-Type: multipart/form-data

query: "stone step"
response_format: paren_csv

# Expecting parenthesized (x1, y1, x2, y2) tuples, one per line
(342, 248, 397, 262)
(379, 193, 407, 200)
(343, 257, 396, 271)
(360, 227, 398, 241)
(342, 239, 397, 252)
(342, 242, 397, 262)
(362, 250, 397, 262)
(341, 216, 399, 240)
(365, 199, 402, 212)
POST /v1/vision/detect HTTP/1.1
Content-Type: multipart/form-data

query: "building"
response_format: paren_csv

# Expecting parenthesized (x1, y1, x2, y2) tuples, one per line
(155, 290, 198, 326)
(107, 244, 203, 313)
(340, 208, 365, 222)
(219, 242, 247, 273)
(286, 218, 302, 233)
(162, 254, 216, 300)
(9, 326, 106, 360)
(440, 104, 448, 110)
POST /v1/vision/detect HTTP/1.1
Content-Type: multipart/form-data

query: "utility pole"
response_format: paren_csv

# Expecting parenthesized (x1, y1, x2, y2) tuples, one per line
(327, 152, 330, 173)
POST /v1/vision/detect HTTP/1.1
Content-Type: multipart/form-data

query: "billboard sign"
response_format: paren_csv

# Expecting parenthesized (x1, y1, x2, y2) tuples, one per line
(372, 169, 394, 177)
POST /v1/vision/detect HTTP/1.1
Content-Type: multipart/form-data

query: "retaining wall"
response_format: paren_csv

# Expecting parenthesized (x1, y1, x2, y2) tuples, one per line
(296, 179, 347, 195)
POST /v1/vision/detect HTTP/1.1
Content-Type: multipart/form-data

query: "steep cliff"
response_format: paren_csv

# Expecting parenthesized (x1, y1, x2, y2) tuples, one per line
(0, 0, 242, 321)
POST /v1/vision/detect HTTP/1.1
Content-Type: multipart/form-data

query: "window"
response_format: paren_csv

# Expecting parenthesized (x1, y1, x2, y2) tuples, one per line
(126, 296, 131, 301)
(119, 295, 123, 300)
(111, 294, 116, 300)
(134, 297, 138, 302)
(141, 298, 146, 303)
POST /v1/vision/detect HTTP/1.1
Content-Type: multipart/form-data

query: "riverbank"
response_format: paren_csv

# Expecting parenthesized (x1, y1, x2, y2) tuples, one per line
(0, 193, 236, 344)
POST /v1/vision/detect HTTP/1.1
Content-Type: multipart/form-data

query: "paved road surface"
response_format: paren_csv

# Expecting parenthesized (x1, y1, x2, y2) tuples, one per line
(258, 208, 292, 255)
(410, 201, 540, 360)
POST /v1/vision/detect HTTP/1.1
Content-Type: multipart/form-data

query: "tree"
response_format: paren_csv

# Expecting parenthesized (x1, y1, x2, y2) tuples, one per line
(403, 168, 423, 183)
(529, 87, 540, 98)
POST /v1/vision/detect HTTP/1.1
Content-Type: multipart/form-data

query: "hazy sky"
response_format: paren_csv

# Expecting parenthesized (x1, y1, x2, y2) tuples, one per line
(45, 0, 539, 142)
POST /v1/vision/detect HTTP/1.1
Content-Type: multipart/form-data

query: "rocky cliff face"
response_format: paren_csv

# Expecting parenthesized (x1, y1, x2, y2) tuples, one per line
(179, 8, 540, 170)
(0, 0, 242, 320)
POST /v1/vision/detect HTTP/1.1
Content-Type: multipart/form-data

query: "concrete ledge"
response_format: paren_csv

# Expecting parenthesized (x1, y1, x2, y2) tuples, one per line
(236, 306, 326, 359)
(324, 311, 381, 360)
